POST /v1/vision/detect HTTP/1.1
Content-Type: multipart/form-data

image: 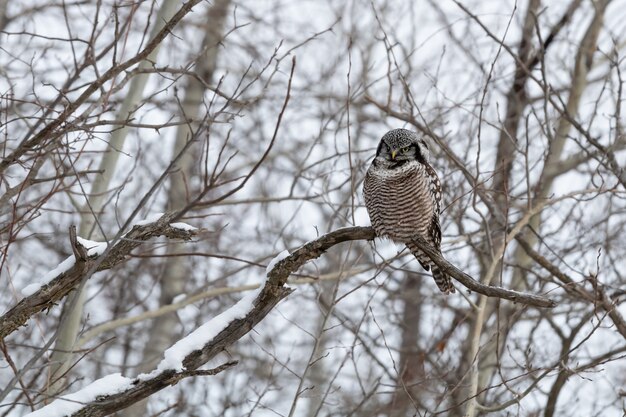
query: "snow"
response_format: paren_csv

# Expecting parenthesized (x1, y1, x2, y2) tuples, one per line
(139, 284, 265, 377)
(172, 293, 187, 304)
(24, 373, 134, 417)
(23, 279, 265, 414)
(169, 222, 197, 231)
(266, 250, 290, 275)
(134, 214, 197, 231)
(76, 237, 107, 256)
(134, 212, 164, 226)
(21, 255, 76, 297)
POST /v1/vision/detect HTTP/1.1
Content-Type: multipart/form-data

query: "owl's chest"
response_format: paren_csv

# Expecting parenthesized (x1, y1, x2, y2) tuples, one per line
(365, 164, 430, 202)
(364, 164, 434, 239)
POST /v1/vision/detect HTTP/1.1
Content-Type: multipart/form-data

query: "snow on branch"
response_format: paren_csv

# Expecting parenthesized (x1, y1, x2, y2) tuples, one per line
(0, 213, 197, 340)
(145, 284, 265, 375)
(23, 282, 260, 417)
(24, 284, 253, 417)
(20, 226, 555, 416)
(22, 227, 555, 417)
(24, 374, 134, 417)
(21, 237, 107, 297)
(21, 227, 375, 416)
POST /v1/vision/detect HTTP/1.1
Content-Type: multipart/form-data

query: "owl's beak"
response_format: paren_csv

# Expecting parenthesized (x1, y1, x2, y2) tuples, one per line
(391, 150, 397, 160)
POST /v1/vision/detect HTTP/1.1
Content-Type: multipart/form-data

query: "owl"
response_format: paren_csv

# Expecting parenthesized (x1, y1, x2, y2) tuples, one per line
(363, 128, 455, 294)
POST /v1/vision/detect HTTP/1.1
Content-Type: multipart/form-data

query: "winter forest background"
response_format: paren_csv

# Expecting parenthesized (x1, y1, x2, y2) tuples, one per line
(1, 0, 625, 416)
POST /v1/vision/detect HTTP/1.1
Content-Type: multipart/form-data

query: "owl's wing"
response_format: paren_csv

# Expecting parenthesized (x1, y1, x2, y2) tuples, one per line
(429, 213, 442, 250)
(424, 164, 442, 214)
(423, 164, 443, 250)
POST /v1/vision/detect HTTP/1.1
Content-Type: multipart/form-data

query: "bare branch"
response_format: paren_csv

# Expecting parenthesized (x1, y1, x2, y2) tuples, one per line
(409, 234, 556, 308)
(0, 0, 202, 174)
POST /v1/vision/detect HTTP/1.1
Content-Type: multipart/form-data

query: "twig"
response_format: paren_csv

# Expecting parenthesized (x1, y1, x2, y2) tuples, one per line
(0, 0, 203, 174)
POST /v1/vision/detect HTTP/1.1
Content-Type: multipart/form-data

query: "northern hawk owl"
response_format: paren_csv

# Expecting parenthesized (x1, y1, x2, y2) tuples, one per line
(363, 128, 455, 294)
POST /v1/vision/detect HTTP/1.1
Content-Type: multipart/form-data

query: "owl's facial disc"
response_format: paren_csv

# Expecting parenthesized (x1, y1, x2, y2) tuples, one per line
(373, 129, 430, 169)
(391, 145, 415, 160)
(380, 141, 417, 163)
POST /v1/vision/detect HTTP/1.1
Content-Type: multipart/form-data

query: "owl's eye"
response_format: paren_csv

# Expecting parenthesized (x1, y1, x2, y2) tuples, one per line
(401, 147, 411, 154)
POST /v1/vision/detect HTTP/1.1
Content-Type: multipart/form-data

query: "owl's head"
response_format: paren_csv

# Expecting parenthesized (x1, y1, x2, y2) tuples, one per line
(375, 128, 430, 166)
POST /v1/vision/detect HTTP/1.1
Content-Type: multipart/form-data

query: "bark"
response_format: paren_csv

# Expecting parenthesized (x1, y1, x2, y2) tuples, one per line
(388, 277, 425, 416)
(0, 0, 8, 33)
(543, 313, 592, 417)
(17, 226, 557, 416)
(409, 234, 555, 308)
(59, 227, 377, 417)
(490, 0, 540, 208)
(463, 5, 541, 409)
(303, 260, 341, 417)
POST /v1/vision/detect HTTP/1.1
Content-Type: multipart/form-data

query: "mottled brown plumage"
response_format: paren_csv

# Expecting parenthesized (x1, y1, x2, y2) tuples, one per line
(363, 128, 455, 294)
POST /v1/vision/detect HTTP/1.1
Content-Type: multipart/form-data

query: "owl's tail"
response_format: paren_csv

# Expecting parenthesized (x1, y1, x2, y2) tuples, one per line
(430, 264, 456, 294)
(407, 243, 456, 294)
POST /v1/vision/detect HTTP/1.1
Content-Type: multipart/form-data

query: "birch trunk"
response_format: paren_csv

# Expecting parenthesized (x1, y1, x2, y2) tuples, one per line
(46, 0, 180, 398)
(120, 1, 231, 414)
(469, 1, 609, 413)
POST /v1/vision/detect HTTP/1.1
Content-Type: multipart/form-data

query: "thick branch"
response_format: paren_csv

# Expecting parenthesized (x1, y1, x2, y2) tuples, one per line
(24, 226, 555, 416)
(47, 227, 374, 416)
(489, 0, 539, 203)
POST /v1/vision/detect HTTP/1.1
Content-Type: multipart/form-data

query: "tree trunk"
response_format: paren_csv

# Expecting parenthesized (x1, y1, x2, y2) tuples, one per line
(120, 1, 231, 415)
(46, 0, 181, 400)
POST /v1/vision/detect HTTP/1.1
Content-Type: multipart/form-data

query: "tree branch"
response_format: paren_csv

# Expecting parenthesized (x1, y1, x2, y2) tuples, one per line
(0, 214, 197, 340)
(409, 234, 556, 308)
(0, 0, 202, 174)
(21, 225, 556, 416)
(30, 227, 372, 416)
(516, 237, 626, 339)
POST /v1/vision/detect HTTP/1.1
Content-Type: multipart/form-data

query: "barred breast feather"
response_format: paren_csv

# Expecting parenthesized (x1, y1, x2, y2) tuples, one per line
(364, 159, 455, 294)
(364, 160, 434, 242)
